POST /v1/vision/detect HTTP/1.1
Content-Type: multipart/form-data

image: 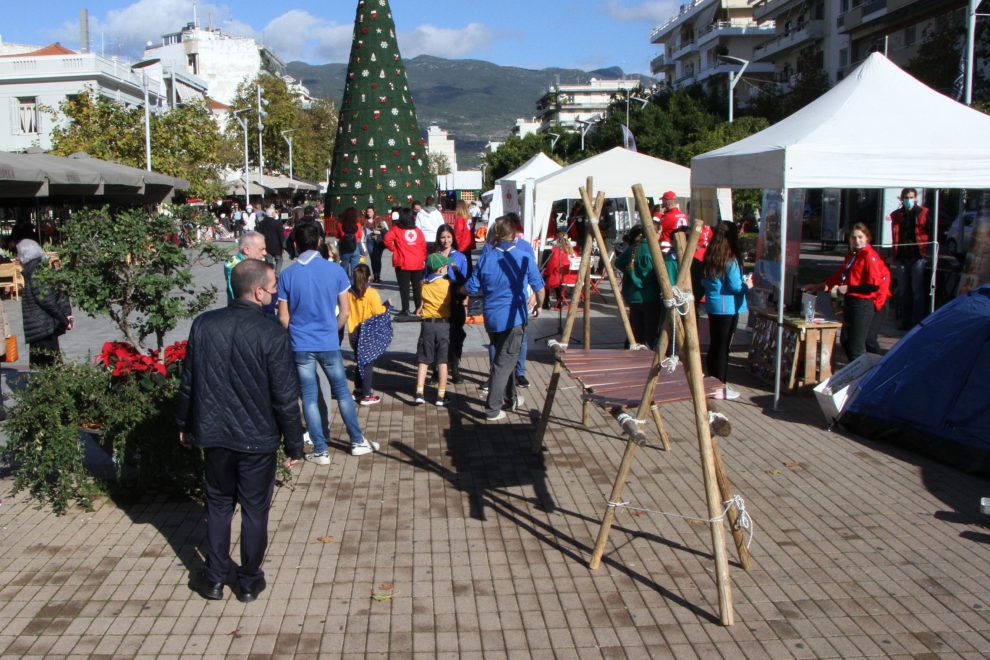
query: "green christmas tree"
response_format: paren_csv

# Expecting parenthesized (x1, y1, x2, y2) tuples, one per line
(327, 0, 434, 214)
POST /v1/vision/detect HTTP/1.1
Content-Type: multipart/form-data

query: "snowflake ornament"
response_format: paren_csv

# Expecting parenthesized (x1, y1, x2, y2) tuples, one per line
(361, 69, 370, 77)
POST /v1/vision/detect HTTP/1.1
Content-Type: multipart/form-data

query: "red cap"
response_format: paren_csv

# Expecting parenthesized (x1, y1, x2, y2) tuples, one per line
(661, 191, 677, 201)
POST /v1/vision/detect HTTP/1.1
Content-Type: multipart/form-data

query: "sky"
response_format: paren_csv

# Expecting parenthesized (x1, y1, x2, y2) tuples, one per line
(3, 0, 680, 76)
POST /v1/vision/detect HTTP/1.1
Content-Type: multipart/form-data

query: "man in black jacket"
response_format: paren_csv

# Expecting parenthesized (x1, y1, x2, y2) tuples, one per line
(177, 259, 304, 603)
(285, 205, 325, 259)
(256, 207, 286, 275)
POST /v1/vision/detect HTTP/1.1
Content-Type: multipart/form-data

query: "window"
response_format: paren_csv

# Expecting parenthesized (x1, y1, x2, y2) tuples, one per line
(187, 53, 198, 75)
(839, 48, 848, 68)
(904, 25, 916, 46)
(15, 97, 39, 134)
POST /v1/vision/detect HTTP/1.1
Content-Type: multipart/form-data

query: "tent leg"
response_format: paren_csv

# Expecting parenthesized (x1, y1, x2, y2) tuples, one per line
(651, 404, 672, 451)
(930, 189, 940, 314)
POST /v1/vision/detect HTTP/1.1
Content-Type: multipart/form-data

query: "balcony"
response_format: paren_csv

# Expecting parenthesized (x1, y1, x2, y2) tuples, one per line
(837, 0, 888, 34)
(670, 37, 699, 60)
(752, 19, 825, 61)
(651, 0, 714, 42)
(674, 69, 698, 86)
(696, 20, 777, 48)
(650, 52, 670, 74)
(694, 61, 775, 84)
(752, 0, 809, 23)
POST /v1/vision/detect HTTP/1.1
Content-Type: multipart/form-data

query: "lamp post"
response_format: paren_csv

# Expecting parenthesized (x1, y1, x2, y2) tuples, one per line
(141, 71, 152, 171)
(233, 108, 251, 209)
(281, 129, 297, 180)
(576, 119, 597, 151)
(257, 85, 269, 175)
(719, 55, 749, 123)
(547, 132, 561, 151)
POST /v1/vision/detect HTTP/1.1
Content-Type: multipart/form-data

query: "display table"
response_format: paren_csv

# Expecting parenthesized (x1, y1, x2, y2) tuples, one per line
(748, 311, 842, 392)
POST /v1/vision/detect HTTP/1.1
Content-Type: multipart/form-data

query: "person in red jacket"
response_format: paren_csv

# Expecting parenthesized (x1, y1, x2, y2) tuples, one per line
(541, 226, 580, 309)
(452, 200, 475, 273)
(383, 208, 427, 319)
(657, 191, 688, 251)
(888, 187, 930, 329)
(804, 223, 890, 361)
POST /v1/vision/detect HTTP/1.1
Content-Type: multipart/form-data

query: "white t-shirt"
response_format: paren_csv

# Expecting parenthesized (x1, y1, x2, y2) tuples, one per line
(416, 208, 446, 240)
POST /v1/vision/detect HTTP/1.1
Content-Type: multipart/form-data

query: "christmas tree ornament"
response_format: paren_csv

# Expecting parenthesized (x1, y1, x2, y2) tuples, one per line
(328, 0, 433, 214)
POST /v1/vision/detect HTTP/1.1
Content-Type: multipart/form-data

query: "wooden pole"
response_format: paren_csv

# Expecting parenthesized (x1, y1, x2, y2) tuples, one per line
(650, 404, 672, 451)
(633, 184, 734, 626)
(712, 437, 752, 570)
(530, 185, 602, 454)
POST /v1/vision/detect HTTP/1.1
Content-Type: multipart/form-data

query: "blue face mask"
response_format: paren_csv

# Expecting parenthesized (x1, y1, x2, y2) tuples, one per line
(903, 198, 915, 210)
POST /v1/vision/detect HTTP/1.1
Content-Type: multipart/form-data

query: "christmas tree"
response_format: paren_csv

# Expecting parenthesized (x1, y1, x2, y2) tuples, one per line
(326, 0, 434, 214)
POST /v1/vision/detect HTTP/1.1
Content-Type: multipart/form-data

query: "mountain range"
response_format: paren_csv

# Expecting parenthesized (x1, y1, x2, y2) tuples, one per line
(286, 55, 654, 169)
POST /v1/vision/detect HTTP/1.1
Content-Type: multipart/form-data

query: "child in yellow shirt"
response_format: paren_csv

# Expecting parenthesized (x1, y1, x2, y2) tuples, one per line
(414, 253, 453, 406)
(347, 263, 387, 405)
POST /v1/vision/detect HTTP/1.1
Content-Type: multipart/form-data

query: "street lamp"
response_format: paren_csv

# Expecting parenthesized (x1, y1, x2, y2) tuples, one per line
(547, 132, 561, 151)
(718, 55, 749, 123)
(576, 118, 598, 151)
(624, 91, 650, 127)
(281, 129, 297, 180)
(129, 66, 153, 171)
(257, 85, 269, 175)
(232, 108, 251, 209)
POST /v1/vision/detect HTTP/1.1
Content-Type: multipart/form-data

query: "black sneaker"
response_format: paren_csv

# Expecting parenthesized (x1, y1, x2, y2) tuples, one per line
(516, 375, 530, 388)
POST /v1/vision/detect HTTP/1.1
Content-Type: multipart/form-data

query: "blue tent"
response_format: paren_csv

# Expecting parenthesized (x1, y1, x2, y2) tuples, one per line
(841, 283, 990, 475)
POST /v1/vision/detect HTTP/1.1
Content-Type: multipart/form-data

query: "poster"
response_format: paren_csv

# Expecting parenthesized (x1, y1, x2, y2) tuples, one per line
(821, 188, 841, 245)
(755, 189, 783, 289)
(754, 188, 803, 310)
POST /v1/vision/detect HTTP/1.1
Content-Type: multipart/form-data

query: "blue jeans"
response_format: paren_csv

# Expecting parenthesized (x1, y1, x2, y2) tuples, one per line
(293, 350, 363, 453)
(340, 251, 362, 278)
(488, 324, 528, 376)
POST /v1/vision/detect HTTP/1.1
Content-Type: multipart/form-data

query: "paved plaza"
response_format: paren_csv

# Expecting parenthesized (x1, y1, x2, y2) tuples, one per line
(1, 244, 989, 658)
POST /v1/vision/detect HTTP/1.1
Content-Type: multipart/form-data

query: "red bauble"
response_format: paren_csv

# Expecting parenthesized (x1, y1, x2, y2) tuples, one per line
(361, 27, 369, 34)
(393, 150, 399, 156)
(370, 83, 378, 89)
(362, 124, 369, 130)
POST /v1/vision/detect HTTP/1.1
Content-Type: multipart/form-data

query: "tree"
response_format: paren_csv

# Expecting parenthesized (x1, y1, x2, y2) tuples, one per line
(481, 132, 557, 188)
(326, 0, 434, 213)
(428, 151, 451, 176)
(292, 97, 338, 183)
(48, 94, 227, 198)
(49, 207, 225, 350)
(228, 73, 297, 175)
(907, 8, 990, 102)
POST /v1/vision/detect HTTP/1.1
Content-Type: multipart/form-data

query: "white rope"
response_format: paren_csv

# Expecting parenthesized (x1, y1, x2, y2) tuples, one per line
(606, 493, 755, 549)
(663, 286, 693, 315)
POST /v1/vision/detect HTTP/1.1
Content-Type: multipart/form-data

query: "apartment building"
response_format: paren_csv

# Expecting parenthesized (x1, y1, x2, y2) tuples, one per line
(143, 22, 287, 106)
(535, 78, 642, 130)
(751, 0, 848, 92)
(650, 0, 776, 98)
(0, 43, 206, 153)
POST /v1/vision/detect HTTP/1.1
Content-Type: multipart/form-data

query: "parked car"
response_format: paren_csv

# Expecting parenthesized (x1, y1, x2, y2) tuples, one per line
(943, 191, 989, 255)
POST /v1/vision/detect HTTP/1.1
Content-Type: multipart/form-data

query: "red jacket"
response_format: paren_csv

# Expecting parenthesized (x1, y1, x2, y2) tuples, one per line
(693, 224, 714, 262)
(452, 215, 473, 254)
(383, 225, 426, 270)
(889, 205, 930, 260)
(825, 244, 891, 311)
(659, 208, 688, 244)
(542, 245, 579, 289)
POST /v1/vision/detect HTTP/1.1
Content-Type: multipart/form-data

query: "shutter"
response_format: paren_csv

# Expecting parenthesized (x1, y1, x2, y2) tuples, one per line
(9, 98, 21, 135)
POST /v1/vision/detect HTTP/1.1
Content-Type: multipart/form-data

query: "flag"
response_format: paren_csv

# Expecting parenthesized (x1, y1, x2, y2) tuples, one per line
(621, 124, 637, 152)
(953, 51, 966, 101)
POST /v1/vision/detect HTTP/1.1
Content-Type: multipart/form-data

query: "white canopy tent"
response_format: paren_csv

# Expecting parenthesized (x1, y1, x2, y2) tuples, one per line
(691, 52, 990, 407)
(486, 152, 562, 220)
(527, 147, 692, 244)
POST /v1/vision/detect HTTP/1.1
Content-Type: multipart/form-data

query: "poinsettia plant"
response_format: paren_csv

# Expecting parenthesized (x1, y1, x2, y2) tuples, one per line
(96, 340, 187, 385)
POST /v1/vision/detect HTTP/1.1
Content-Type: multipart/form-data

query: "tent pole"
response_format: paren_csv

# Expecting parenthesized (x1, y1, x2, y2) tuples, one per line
(930, 189, 940, 314)
(773, 188, 788, 411)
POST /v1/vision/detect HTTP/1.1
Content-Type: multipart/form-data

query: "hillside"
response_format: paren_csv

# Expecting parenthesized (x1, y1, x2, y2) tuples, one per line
(286, 55, 654, 169)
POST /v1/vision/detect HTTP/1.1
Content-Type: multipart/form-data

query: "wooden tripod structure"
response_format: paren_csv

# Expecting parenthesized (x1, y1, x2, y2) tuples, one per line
(531, 178, 752, 626)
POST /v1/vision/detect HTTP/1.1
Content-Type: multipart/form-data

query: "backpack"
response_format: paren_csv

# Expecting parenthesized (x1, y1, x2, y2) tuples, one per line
(339, 228, 358, 255)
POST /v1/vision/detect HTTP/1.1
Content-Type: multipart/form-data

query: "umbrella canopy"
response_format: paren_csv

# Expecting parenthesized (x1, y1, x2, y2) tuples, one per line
(19, 148, 103, 188)
(0, 151, 49, 197)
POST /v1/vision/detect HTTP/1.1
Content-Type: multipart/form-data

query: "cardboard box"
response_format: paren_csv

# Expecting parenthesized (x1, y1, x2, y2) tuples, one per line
(813, 352, 883, 426)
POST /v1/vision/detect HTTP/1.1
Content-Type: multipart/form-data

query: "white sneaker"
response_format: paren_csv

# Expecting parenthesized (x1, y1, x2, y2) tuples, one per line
(435, 398, 446, 407)
(721, 386, 741, 400)
(351, 438, 380, 456)
(486, 410, 507, 422)
(511, 395, 525, 411)
(302, 432, 314, 454)
(414, 395, 426, 405)
(305, 451, 330, 465)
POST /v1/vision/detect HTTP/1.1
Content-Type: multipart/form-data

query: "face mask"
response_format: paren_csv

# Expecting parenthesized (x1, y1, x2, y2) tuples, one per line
(261, 291, 277, 316)
(903, 198, 915, 210)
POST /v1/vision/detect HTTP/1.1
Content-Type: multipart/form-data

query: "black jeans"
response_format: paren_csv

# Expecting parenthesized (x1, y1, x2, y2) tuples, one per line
(628, 302, 660, 349)
(203, 448, 276, 591)
(449, 296, 466, 371)
(705, 313, 738, 384)
(841, 296, 875, 361)
(370, 241, 386, 281)
(395, 268, 423, 314)
(349, 336, 376, 397)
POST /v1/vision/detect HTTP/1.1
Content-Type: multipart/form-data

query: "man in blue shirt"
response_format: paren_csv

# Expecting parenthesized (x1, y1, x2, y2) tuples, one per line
(464, 215, 545, 420)
(278, 223, 378, 461)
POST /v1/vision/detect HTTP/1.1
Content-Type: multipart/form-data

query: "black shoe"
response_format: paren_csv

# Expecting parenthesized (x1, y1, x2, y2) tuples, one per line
(449, 370, 464, 384)
(516, 375, 530, 388)
(193, 572, 224, 601)
(237, 577, 267, 603)
(428, 372, 438, 384)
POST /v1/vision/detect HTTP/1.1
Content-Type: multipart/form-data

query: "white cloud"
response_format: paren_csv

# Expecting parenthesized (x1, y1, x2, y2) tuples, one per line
(604, 0, 680, 22)
(399, 23, 495, 59)
(256, 10, 352, 63)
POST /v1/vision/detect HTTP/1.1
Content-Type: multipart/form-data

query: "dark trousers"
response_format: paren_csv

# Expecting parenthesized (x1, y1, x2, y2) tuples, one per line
(370, 241, 386, 281)
(705, 313, 738, 384)
(841, 296, 875, 361)
(628, 302, 660, 349)
(395, 268, 423, 314)
(203, 448, 276, 590)
(29, 335, 61, 368)
(449, 298, 466, 372)
(349, 336, 376, 397)
(866, 302, 885, 354)
(486, 324, 523, 417)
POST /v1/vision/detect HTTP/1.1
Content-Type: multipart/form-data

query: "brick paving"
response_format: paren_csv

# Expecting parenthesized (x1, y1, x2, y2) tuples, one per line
(1, 244, 989, 657)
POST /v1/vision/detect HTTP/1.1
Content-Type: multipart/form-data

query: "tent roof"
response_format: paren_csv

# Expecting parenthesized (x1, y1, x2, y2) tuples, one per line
(530, 147, 690, 242)
(691, 53, 990, 189)
(496, 152, 561, 185)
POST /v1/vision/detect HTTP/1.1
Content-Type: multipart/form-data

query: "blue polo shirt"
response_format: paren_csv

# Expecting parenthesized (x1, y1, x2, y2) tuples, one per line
(277, 251, 351, 352)
(466, 239, 544, 333)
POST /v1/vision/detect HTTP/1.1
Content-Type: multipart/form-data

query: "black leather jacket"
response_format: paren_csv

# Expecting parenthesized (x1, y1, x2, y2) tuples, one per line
(176, 300, 304, 458)
(21, 257, 72, 344)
